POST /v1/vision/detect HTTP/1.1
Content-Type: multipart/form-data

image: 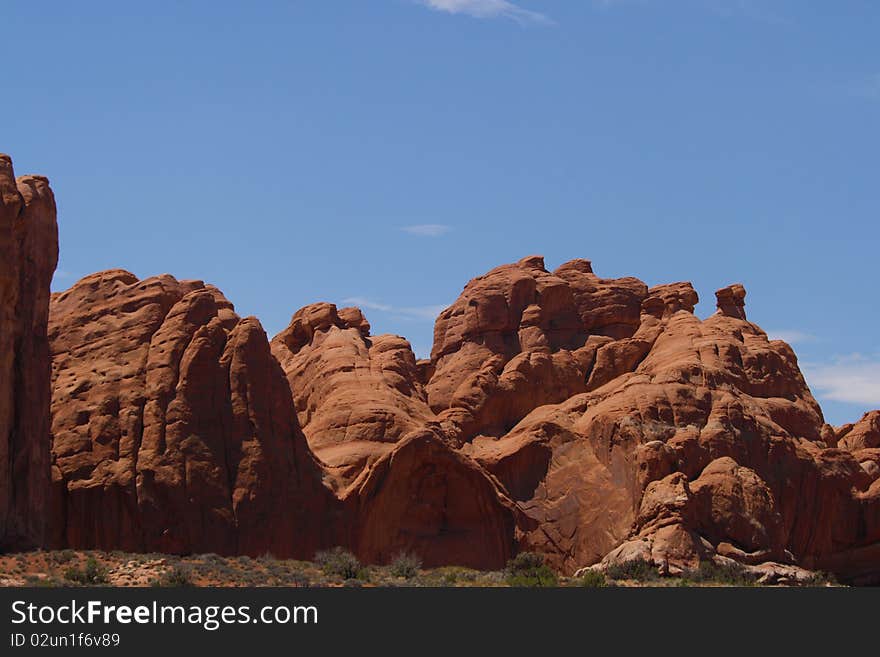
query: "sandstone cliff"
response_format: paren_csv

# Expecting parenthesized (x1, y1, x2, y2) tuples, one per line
(0, 154, 58, 550)
(260, 256, 879, 581)
(48, 270, 338, 556)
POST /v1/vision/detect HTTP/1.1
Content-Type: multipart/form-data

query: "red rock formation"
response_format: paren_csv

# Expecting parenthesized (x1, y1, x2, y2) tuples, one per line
(346, 428, 522, 569)
(390, 257, 878, 580)
(259, 256, 880, 579)
(836, 411, 880, 452)
(425, 256, 645, 444)
(270, 303, 436, 491)
(35, 243, 880, 581)
(475, 278, 878, 578)
(269, 304, 522, 567)
(0, 154, 58, 550)
(49, 271, 336, 556)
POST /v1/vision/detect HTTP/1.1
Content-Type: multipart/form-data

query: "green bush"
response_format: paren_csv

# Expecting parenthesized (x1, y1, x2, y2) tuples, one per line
(287, 571, 311, 587)
(52, 550, 75, 564)
(64, 557, 108, 585)
(578, 570, 607, 588)
(505, 552, 558, 587)
(151, 566, 195, 587)
(685, 561, 758, 587)
(389, 552, 422, 579)
(315, 547, 363, 580)
(605, 558, 658, 582)
(436, 566, 478, 586)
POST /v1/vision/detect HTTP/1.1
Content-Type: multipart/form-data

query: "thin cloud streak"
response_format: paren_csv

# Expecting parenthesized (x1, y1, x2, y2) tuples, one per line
(341, 297, 393, 312)
(418, 1, 553, 25)
(342, 297, 449, 321)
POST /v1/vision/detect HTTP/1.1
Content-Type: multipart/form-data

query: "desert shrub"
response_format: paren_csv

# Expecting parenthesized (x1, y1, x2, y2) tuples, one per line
(505, 552, 558, 587)
(286, 571, 311, 587)
(315, 547, 363, 580)
(257, 552, 278, 564)
(685, 561, 758, 587)
(578, 570, 607, 588)
(434, 567, 469, 585)
(802, 571, 837, 587)
(240, 570, 265, 586)
(605, 558, 659, 582)
(64, 557, 108, 585)
(152, 566, 195, 587)
(34, 577, 61, 588)
(211, 562, 237, 580)
(52, 549, 76, 564)
(389, 552, 422, 579)
(200, 553, 224, 565)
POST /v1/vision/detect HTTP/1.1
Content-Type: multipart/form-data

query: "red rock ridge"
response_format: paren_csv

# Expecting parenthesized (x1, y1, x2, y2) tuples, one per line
(0, 157, 868, 583)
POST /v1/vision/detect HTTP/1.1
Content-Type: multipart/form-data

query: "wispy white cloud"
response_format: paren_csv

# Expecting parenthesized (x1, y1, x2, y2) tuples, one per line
(398, 304, 449, 320)
(401, 224, 452, 237)
(802, 354, 880, 406)
(418, 0, 553, 25)
(342, 297, 448, 321)
(766, 329, 817, 345)
(342, 297, 393, 313)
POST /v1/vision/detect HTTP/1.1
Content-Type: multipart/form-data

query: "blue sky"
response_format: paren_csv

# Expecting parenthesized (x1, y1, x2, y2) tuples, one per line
(2, 1, 877, 424)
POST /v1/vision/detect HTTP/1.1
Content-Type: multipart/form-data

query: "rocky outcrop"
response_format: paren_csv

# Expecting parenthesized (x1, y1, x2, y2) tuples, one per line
(425, 256, 646, 445)
(270, 303, 436, 491)
(346, 428, 522, 569)
(30, 234, 880, 581)
(0, 155, 58, 550)
(406, 259, 878, 580)
(269, 304, 523, 568)
(48, 271, 337, 556)
(836, 411, 880, 452)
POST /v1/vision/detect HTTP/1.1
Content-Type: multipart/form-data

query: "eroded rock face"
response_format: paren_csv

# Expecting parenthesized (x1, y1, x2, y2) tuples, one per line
(836, 411, 880, 452)
(268, 303, 526, 567)
(0, 155, 58, 550)
(414, 259, 880, 579)
(35, 246, 880, 580)
(425, 256, 646, 445)
(48, 272, 336, 556)
(346, 429, 522, 569)
(258, 256, 880, 579)
(270, 303, 436, 491)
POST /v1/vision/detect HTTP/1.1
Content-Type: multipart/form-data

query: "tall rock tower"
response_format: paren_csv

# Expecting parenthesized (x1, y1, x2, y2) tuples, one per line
(0, 154, 58, 549)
